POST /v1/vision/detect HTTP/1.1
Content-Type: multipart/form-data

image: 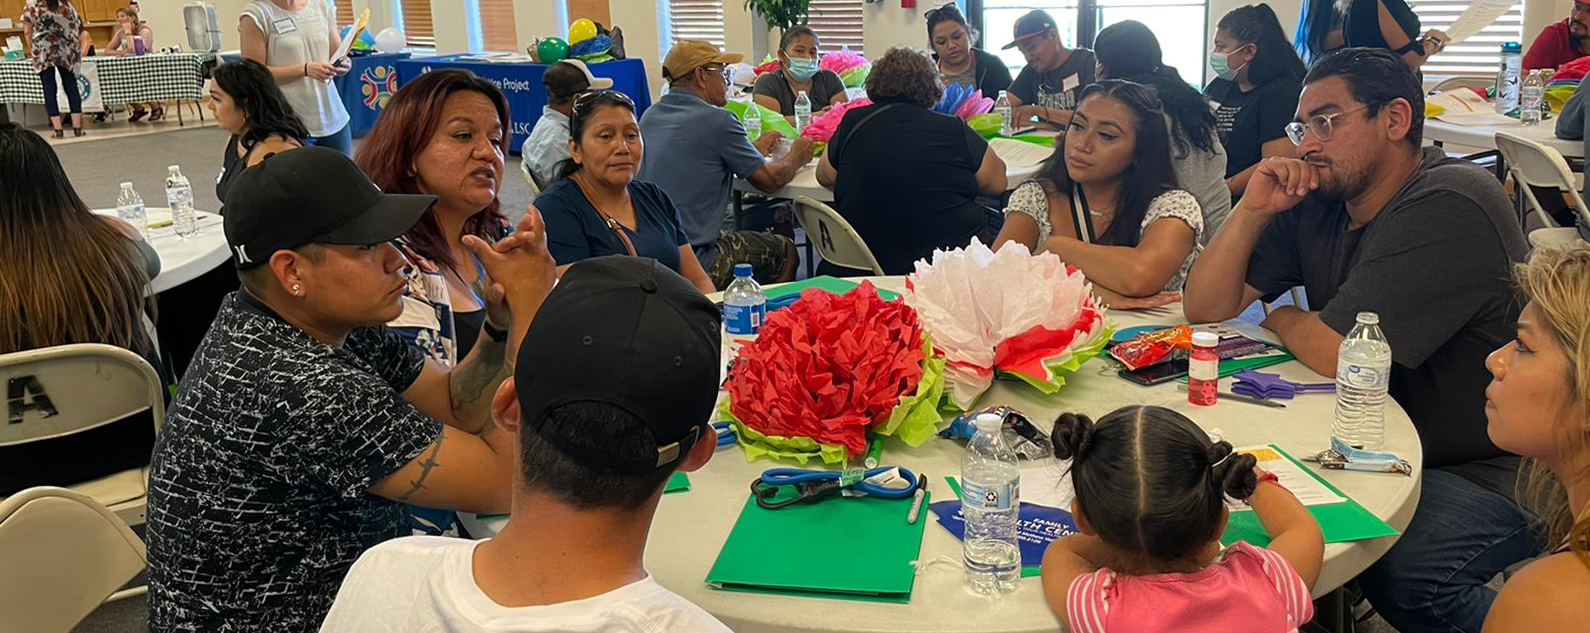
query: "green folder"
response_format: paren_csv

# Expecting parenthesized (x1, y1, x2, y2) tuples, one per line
(665, 472, 691, 493)
(765, 276, 900, 302)
(1220, 444, 1400, 548)
(705, 490, 929, 602)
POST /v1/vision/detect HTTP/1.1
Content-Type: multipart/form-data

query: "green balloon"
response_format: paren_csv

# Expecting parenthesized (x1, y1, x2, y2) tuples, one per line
(538, 38, 569, 63)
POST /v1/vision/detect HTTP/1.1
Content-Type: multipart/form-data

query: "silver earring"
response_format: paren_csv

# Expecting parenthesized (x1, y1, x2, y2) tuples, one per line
(291, 283, 301, 295)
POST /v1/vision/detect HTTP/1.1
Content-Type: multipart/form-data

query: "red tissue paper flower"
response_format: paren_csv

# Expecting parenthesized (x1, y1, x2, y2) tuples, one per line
(726, 282, 926, 457)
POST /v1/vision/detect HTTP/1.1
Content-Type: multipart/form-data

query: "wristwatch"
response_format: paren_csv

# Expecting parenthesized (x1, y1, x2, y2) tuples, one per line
(482, 320, 509, 343)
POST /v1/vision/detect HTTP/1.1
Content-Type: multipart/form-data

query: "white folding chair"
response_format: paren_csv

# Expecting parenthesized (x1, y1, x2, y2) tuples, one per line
(1261, 288, 1307, 316)
(520, 157, 542, 198)
(792, 196, 886, 276)
(0, 344, 165, 527)
(1495, 131, 1590, 250)
(0, 486, 148, 633)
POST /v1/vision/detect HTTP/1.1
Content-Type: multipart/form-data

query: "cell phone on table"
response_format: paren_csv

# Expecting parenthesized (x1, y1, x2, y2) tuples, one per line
(1118, 359, 1189, 386)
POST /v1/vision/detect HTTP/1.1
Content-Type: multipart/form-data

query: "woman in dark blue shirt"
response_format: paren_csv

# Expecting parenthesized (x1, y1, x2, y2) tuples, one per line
(534, 90, 716, 294)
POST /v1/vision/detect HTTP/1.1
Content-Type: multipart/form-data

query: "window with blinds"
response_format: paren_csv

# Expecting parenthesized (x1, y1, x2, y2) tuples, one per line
(808, 0, 864, 52)
(1409, 0, 1524, 76)
(333, 0, 352, 27)
(479, 0, 517, 52)
(399, 0, 436, 50)
(667, 0, 726, 49)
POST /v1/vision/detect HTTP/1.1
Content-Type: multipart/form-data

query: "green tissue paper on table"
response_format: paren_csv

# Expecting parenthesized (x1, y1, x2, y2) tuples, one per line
(706, 490, 929, 602)
(724, 100, 798, 140)
(765, 276, 900, 302)
(1220, 445, 1399, 548)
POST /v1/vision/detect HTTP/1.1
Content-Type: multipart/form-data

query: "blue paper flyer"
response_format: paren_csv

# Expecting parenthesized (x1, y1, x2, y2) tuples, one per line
(928, 500, 1079, 566)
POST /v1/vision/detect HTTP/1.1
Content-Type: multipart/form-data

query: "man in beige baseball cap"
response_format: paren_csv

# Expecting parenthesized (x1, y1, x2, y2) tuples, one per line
(661, 39, 744, 83)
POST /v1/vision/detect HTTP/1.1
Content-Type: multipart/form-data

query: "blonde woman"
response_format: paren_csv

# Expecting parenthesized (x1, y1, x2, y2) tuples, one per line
(107, 6, 163, 121)
(1482, 244, 1590, 632)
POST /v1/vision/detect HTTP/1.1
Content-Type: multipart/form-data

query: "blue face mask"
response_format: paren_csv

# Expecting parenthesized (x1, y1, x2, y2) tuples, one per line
(1209, 44, 1251, 81)
(787, 57, 820, 81)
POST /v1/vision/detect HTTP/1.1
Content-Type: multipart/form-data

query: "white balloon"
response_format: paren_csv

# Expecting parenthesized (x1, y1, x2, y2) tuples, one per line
(374, 28, 406, 54)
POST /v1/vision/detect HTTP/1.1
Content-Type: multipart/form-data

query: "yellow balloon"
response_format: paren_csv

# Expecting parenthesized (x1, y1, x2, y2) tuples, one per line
(569, 18, 597, 44)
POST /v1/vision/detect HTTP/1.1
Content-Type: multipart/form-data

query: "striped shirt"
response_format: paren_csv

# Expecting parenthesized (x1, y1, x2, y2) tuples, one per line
(1067, 542, 1313, 633)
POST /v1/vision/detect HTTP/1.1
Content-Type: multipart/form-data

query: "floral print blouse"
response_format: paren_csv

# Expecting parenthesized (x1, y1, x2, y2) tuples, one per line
(21, 0, 83, 72)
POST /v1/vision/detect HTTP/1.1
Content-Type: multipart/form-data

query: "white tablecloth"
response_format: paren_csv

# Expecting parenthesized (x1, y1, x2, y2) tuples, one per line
(1425, 117, 1583, 157)
(735, 135, 1053, 203)
(93, 208, 229, 294)
(463, 277, 1422, 633)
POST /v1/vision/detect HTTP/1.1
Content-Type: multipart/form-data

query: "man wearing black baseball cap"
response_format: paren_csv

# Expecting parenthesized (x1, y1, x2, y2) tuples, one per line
(321, 256, 731, 632)
(146, 147, 559, 633)
(1004, 9, 1096, 130)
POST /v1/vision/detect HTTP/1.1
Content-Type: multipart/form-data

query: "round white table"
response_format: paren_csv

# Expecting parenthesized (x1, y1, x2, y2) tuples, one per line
(734, 135, 1053, 203)
(1425, 117, 1582, 158)
(93, 208, 230, 294)
(465, 278, 1422, 633)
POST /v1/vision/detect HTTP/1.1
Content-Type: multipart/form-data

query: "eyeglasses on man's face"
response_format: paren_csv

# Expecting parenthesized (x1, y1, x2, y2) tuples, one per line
(1284, 102, 1380, 145)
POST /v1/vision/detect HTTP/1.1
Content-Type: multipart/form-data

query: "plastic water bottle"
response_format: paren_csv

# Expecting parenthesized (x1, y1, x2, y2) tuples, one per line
(743, 99, 762, 140)
(961, 412, 1020, 595)
(116, 182, 148, 239)
(165, 165, 198, 238)
(995, 90, 1013, 135)
(794, 90, 812, 133)
(1521, 69, 1545, 126)
(1496, 42, 1522, 115)
(1333, 311, 1392, 451)
(721, 263, 766, 353)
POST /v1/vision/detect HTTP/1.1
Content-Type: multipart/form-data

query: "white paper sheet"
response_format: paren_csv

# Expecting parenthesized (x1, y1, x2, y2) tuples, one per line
(1020, 462, 1076, 510)
(1443, 0, 1519, 45)
(990, 138, 1055, 168)
(1228, 445, 1343, 511)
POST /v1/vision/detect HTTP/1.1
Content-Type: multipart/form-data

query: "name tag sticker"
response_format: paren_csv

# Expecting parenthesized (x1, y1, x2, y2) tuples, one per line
(1062, 74, 1080, 92)
(272, 17, 296, 34)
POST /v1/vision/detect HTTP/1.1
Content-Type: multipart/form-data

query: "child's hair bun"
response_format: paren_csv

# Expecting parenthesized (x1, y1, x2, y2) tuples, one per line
(1050, 412, 1094, 460)
(1208, 441, 1259, 500)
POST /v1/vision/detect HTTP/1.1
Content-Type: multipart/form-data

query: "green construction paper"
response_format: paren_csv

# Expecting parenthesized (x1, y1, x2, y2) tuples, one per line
(1022, 565, 1042, 577)
(1175, 351, 1299, 384)
(666, 472, 691, 493)
(765, 276, 901, 302)
(945, 476, 962, 498)
(705, 491, 930, 602)
(992, 133, 1056, 147)
(1219, 445, 1400, 548)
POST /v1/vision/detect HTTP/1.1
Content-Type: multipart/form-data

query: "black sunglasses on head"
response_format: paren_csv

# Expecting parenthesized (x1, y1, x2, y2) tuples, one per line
(573, 89, 636, 114)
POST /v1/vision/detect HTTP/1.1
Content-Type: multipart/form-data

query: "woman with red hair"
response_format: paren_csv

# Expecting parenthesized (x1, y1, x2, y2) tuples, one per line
(356, 69, 513, 371)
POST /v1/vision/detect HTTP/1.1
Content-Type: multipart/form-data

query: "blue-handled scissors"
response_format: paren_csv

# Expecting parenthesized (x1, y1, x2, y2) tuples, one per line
(712, 421, 736, 448)
(751, 467, 919, 510)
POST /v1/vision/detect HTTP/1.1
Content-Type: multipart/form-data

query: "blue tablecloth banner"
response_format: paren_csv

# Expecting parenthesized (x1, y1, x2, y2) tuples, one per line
(395, 56, 652, 153)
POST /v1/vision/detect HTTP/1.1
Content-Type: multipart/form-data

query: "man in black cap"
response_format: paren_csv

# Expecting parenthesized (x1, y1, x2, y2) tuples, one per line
(146, 147, 558, 633)
(525, 59, 615, 189)
(1004, 9, 1096, 130)
(320, 256, 731, 632)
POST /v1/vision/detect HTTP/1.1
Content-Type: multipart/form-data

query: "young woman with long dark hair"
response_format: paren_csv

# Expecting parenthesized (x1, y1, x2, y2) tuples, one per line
(1094, 20, 1231, 241)
(209, 58, 309, 202)
(993, 80, 1202, 304)
(0, 122, 161, 494)
(1204, 4, 1308, 198)
(925, 2, 1011, 99)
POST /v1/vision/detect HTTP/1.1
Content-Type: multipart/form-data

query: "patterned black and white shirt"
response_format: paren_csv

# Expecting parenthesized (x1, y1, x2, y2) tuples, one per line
(146, 291, 441, 632)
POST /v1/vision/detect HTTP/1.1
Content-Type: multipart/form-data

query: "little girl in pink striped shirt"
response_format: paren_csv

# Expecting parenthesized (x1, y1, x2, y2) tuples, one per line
(1040, 406, 1325, 633)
